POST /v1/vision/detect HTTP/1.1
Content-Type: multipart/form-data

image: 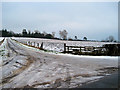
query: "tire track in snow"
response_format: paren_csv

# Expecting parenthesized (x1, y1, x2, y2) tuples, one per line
(1, 38, 35, 85)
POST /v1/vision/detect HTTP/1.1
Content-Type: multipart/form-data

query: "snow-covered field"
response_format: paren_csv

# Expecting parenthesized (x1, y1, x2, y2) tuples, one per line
(0, 38, 118, 88)
(12, 37, 117, 52)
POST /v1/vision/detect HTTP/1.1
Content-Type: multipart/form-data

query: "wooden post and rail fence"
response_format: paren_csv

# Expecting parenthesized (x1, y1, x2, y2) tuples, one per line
(63, 43, 120, 56)
(27, 41, 44, 50)
(26, 41, 120, 56)
(12, 38, 120, 56)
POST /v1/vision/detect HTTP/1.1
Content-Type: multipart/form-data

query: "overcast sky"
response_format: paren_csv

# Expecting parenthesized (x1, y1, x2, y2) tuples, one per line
(2, 2, 118, 40)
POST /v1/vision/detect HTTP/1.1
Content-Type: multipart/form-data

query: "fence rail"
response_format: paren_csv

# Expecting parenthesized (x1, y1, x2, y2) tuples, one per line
(64, 43, 120, 56)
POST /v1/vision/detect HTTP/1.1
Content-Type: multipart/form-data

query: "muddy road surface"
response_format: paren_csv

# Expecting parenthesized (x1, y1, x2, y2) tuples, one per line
(0, 38, 118, 88)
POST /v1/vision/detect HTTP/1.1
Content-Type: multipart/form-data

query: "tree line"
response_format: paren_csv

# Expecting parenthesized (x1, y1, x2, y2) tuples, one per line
(0, 29, 70, 40)
(0, 29, 117, 42)
(0, 29, 56, 39)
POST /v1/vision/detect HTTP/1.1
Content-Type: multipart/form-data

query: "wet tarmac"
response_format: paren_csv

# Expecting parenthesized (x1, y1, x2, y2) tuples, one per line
(80, 70, 119, 88)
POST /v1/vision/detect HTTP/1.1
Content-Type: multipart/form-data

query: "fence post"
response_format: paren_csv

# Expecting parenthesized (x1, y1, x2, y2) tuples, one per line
(40, 42, 43, 50)
(34, 42, 35, 47)
(28, 41, 30, 46)
(64, 43, 66, 53)
(68, 47, 69, 52)
(37, 43, 39, 48)
(30, 42, 31, 46)
(80, 47, 81, 52)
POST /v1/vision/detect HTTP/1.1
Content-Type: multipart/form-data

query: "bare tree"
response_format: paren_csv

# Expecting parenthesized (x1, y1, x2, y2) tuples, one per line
(106, 35, 115, 42)
(43, 31, 47, 36)
(59, 31, 62, 39)
(83, 37, 87, 41)
(52, 32, 55, 38)
(59, 30, 68, 40)
(22, 29, 27, 36)
(34, 30, 40, 34)
(75, 36, 77, 40)
(28, 30, 31, 35)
